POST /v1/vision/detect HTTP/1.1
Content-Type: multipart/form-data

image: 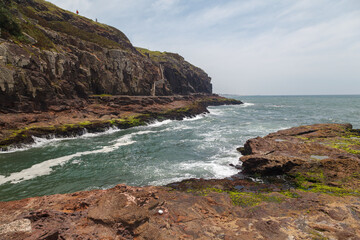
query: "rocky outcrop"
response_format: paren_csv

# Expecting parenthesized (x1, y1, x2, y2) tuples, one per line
(1, 124, 360, 239)
(137, 48, 212, 95)
(1, 175, 360, 239)
(0, 95, 242, 150)
(0, 0, 212, 113)
(239, 124, 360, 188)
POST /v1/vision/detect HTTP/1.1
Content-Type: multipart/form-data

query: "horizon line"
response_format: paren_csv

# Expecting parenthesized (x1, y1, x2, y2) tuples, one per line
(219, 93, 360, 97)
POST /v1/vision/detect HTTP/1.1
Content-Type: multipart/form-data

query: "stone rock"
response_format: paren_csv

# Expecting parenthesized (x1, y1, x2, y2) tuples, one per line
(240, 123, 360, 186)
(1, 124, 360, 239)
(0, 0, 213, 113)
(0, 219, 31, 235)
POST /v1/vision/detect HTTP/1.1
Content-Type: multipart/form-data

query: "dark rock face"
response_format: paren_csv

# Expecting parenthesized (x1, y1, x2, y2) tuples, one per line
(160, 53, 212, 95)
(0, 41, 159, 112)
(0, 0, 212, 113)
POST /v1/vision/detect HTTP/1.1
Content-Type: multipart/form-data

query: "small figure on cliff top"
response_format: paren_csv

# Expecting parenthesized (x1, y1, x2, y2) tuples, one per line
(76, 10, 79, 14)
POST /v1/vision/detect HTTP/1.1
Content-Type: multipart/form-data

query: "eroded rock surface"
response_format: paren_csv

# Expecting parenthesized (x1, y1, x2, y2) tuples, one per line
(1, 183, 360, 240)
(0, 0, 212, 113)
(240, 123, 360, 190)
(1, 124, 360, 239)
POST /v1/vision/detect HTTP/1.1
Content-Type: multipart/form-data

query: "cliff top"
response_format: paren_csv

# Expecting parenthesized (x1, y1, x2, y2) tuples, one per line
(1, 0, 136, 50)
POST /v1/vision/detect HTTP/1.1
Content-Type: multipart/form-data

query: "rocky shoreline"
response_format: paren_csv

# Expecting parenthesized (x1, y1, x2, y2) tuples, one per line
(1, 123, 360, 239)
(0, 94, 242, 150)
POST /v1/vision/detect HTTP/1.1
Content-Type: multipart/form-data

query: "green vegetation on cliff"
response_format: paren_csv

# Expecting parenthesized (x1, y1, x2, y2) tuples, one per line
(0, 0, 132, 50)
(0, 0, 22, 39)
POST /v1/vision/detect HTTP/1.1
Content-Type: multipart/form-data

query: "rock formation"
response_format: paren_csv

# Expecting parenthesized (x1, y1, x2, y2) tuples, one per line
(0, 0, 226, 149)
(0, 0, 212, 113)
(1, 123, 360, 239)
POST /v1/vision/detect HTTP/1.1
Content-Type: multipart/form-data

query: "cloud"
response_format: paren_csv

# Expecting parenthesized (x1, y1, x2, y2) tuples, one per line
(47, 0, 360, 95)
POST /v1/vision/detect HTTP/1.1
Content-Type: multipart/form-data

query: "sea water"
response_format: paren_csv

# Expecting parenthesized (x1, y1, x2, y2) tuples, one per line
(0, 95, 359, 201)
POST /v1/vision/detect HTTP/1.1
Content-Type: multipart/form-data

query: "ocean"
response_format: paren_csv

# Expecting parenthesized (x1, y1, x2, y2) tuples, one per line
(0, 95, 359, 202)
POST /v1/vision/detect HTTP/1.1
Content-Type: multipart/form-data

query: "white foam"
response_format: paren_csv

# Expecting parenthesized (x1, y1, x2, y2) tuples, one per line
(242, 102, 255, 107)
(177, 158, 239, 179)
(183, 114, 205, 121)
(147, 119, 173, 128)
(269, 104, 284, 108)
(0, 131, 141, 185)
(80, 127, 120, 138)
(208, 108, 224, 116)
(148, 174, 196, 186)
(0, 127, 121, 154)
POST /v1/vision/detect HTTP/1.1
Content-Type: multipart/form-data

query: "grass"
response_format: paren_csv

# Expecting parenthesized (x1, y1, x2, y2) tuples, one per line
(327, 138, 360, 155)
(13, 1, 130, 50)
(47, 21, 121, 49)
(136, 47, 168, 62)
(21, 22, 55, 49)
(92, 94, 113, 97)
(0, 2, 22, 39)
(185, 187, 297, 207)
(292, 171, 360, 197)
(229, 191, 284, 207)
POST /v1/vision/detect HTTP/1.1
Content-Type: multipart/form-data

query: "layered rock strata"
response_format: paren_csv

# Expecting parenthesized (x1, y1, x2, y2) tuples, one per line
(0, 0, 212, 113)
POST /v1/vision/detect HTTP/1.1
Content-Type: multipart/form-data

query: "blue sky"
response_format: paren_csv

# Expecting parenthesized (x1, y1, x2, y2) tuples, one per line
(47, 0, 360, 95)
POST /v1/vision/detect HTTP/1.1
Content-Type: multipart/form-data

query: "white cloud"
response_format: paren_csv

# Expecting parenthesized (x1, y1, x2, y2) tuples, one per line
(46, 0, 360, 95)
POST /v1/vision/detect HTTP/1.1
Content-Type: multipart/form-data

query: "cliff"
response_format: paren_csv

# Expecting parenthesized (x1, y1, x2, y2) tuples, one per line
(0, 0, 212, 113)
(1, 123, 360, 239)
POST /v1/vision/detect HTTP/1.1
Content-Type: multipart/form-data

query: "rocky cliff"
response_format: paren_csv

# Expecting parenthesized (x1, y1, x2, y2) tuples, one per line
(0, 0, 212, 113)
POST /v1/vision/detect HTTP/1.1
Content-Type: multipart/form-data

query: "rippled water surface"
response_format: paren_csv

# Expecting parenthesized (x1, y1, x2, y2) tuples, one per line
(1, 95, 360, 201)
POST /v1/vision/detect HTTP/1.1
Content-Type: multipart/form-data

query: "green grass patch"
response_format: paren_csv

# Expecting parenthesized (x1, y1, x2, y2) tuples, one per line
(326, 138, 360, 155)
(21, 22, 55, 49)
(229, 191, 284, 207)
(185, 187, 286, 207)
(92, 94, 113, 97)
(47, 21, 121, 49)
(292, 171, 360, 197)
(0, 3, 22, 38)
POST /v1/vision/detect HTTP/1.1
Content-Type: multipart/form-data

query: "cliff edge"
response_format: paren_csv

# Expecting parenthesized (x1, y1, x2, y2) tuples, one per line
(0, 0, 212, 113)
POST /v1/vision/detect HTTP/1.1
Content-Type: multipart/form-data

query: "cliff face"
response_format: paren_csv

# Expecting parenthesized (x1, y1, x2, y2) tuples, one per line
(0, 0, 212, 113)
(137, 48, 212, 95)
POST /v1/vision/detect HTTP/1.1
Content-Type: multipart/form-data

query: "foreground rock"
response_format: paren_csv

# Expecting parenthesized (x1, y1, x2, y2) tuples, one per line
(240, 123, 360, 191)
(1, 123, 360, 239)
(2, 183, 360, 240)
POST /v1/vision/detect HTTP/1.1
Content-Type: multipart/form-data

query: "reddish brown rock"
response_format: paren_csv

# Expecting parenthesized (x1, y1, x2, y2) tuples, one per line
(1, 124, 360, 239)
(1, 183, 360, 239)
(240, 124, 360, 186)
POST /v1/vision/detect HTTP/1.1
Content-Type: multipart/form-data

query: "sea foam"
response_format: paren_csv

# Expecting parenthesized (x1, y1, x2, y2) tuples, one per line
(0, 129, 156, 185)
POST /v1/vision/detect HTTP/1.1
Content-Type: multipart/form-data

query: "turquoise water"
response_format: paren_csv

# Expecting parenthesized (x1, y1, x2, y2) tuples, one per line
(1, 95, 360, 202)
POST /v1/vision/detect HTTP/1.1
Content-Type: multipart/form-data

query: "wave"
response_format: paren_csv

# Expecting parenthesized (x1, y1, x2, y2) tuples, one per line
(177, 160, 238, 179)
(148, 174, 197, 186)
(147, 119, 173, 128)
(242, 102, 255, 107)
(0, 129, 158, 185)
(183, 114, 205, 121)
(208, 108, 224, 116)
(0, 127, 121, 154)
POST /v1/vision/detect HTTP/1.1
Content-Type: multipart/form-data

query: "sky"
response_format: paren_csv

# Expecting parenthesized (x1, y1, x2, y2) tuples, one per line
(47, 0, 360, 95)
